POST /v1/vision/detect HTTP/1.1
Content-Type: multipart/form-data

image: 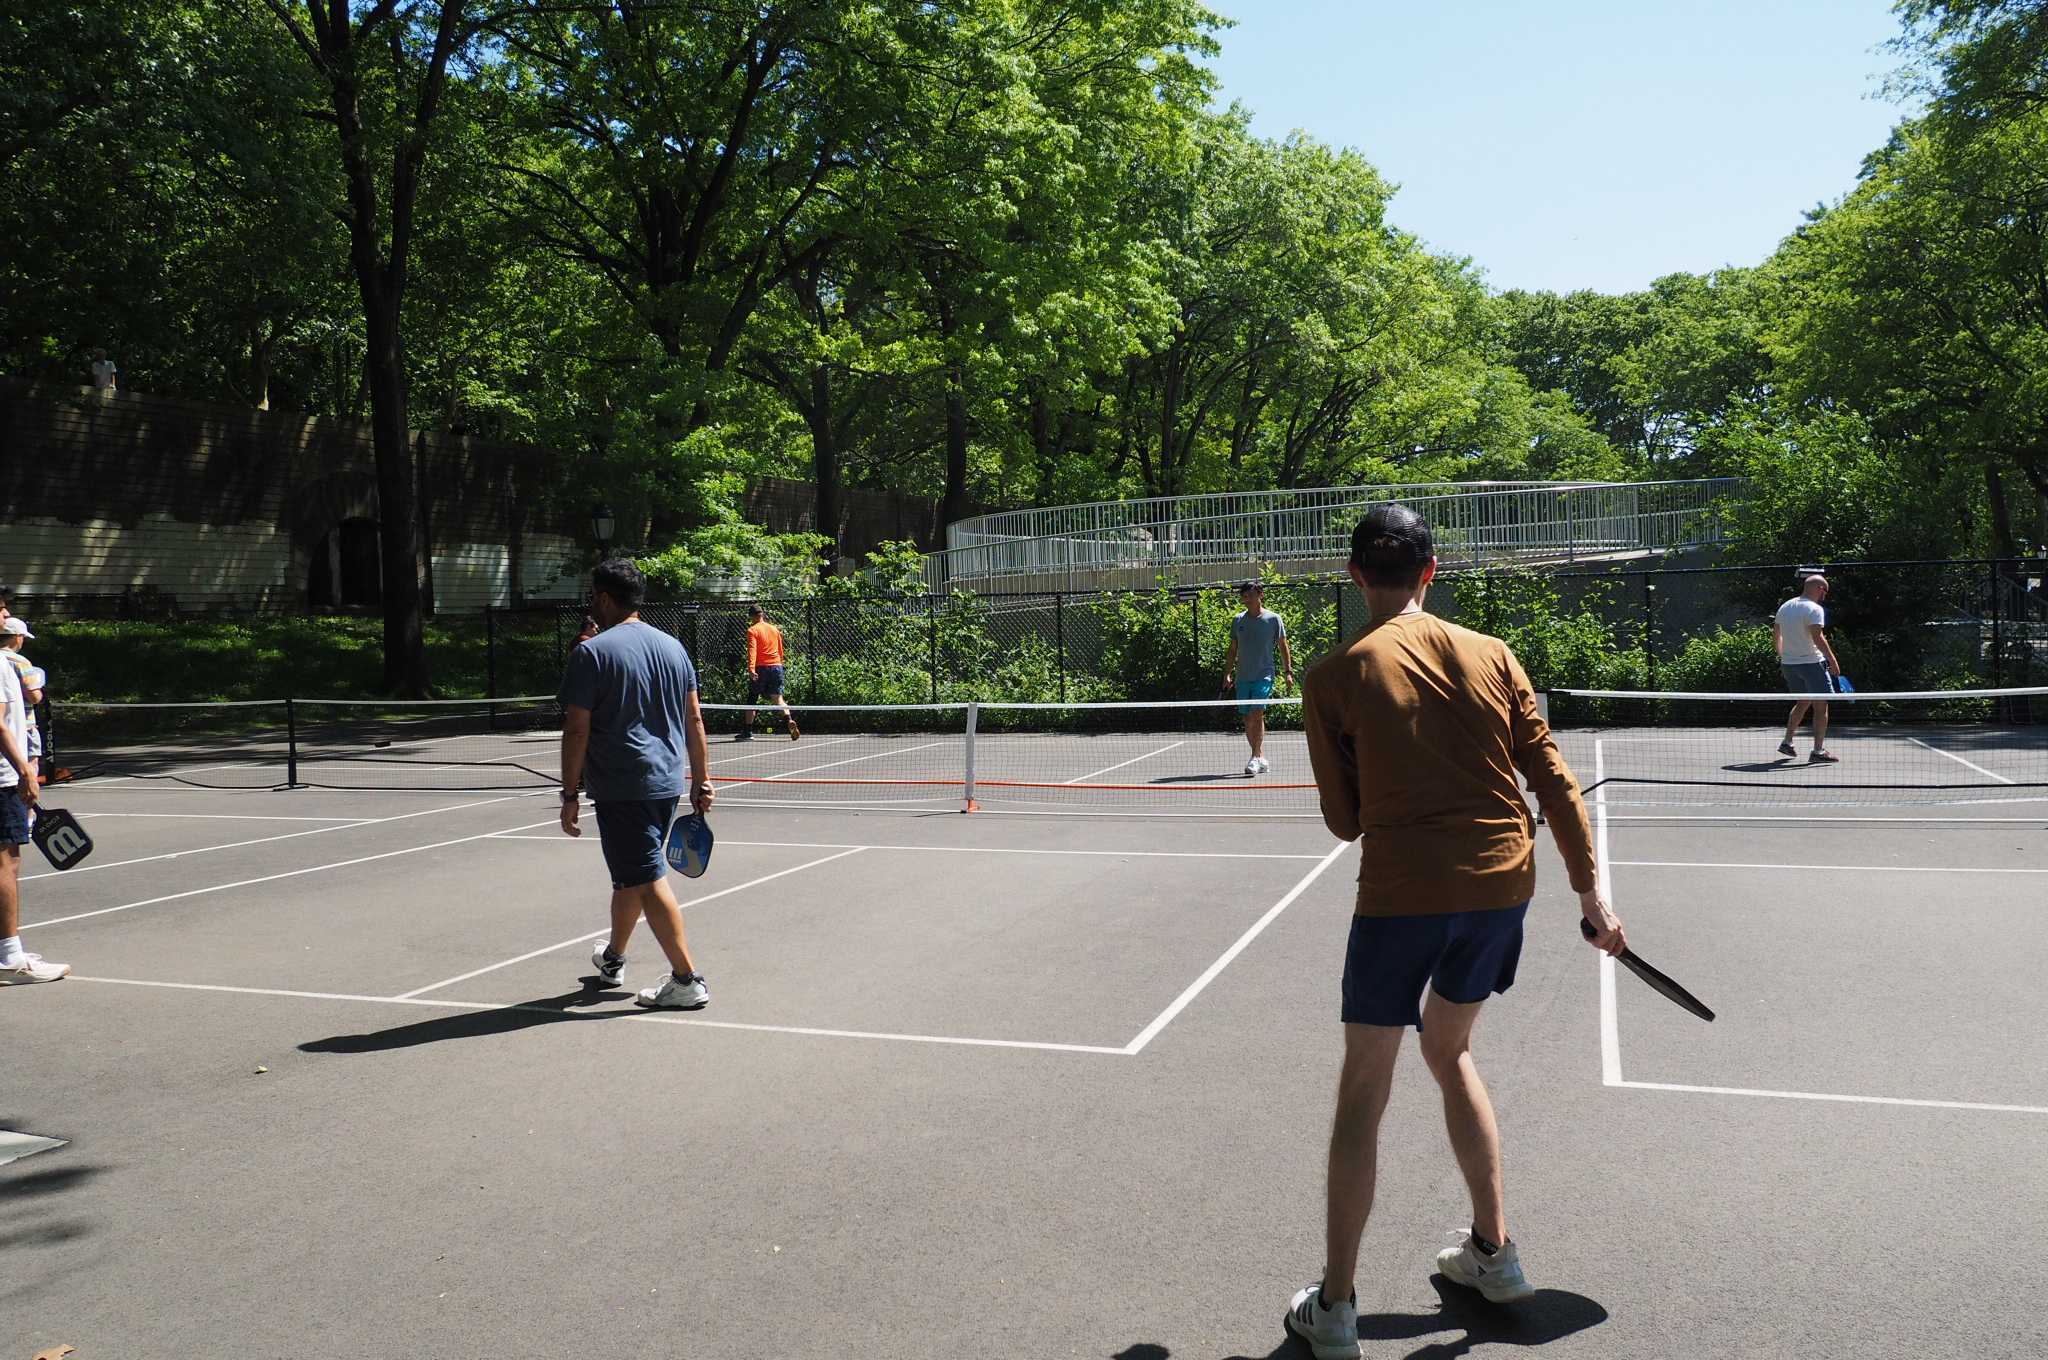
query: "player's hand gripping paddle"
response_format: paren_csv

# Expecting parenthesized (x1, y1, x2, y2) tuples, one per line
(31, 806, 94, 871)
(1582, 919, 1714, 1022)
(664, 811, 713, 879)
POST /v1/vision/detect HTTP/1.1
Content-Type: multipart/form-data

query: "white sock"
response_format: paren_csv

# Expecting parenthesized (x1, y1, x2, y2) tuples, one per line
(1, 935, 23, 963)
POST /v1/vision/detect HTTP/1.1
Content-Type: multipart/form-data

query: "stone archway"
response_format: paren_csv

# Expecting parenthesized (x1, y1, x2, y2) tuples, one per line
(288, 469, 381, 611)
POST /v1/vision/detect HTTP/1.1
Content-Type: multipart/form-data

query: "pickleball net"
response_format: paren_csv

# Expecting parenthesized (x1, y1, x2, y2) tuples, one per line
(47, 696, 1320, 813)
(1546, 686, 2048, 808)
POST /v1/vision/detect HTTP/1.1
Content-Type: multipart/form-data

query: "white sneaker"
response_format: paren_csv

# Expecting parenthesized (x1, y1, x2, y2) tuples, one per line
(635, 972, 709, 1010)
(0, 953, 70, 985)
(1284, 1282, 1359, 1360)
(589, 944, 625, 988)
(1245, 756, 1260, 776)
(1436, 1231, 1534, 1303)
(1253, 756, 1271, 774)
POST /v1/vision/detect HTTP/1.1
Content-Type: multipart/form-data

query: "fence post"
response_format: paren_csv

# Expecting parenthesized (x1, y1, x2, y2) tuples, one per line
(1055, 592, 1067, 704)
(1990, 558, 2002, 687)
(806, 599, 818, 704)
(1643, 576, 1657, 689)
(1192, 590, 1202, 677)
(928, 597, 940, 703)
(484, 605, 497, 700)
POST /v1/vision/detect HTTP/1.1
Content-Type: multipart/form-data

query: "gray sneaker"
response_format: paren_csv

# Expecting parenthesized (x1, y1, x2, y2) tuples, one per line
(635, 972, 709, 1010)
(1436, 1231, 1534, 1303)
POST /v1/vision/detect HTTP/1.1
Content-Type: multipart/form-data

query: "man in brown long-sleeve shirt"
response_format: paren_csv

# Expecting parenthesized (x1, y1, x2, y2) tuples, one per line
(1282, 503, 1626, 1360)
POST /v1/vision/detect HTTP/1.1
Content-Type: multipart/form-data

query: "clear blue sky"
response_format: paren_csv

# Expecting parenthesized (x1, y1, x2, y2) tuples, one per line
(1203, 0, 1912, 294)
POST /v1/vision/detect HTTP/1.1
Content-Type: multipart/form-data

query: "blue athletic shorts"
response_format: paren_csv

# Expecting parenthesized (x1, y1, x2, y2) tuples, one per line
(594, 797, 680, 889)
(1235, 674, 1276, 717)
(0, 786, 28, 847)
(1341, 904, 1529, 1030)
(1781, 663, 1833, 695)
(751, 664, 786, 699)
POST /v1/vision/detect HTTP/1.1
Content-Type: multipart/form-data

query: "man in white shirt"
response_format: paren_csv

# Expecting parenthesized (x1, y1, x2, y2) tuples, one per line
(0, 648, 68, 984)
(1774, 573, 1842, 764)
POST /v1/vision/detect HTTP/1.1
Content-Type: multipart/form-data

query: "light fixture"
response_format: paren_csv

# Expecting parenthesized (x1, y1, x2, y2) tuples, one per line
(591, 504, 617, 551)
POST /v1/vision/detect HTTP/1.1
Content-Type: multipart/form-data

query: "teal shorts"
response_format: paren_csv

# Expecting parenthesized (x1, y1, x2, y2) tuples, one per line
(1235, 674, 1276, 717)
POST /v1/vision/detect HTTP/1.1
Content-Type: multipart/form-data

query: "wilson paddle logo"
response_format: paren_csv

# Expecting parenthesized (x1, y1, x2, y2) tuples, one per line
(32, 810, 94, 870)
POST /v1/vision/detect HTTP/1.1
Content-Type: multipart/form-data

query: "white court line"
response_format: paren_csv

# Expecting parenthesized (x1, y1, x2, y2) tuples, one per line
(29, 814, 561, 930)
(394, 847, 868, 999)
(747, 741, 952, 781)
(1614, 1079, 2048, 1117)
(1614, 859, 2048, 875)
(52, 811, 363, 822)
(63, 976, 1129, 1055)
(1595, 739, 1622, 1086)
(486, 835, 1327, 860)
(1064, 741, 1186, 785)
(1123, 838, 1350, 1055)
(21, 793, 541, 882)
(1605, 813, 2048, 824)
(1906, 736, 2015, 785)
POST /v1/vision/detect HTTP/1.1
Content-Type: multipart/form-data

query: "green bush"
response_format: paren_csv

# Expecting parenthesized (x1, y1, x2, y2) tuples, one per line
(1660, 625, 1781, 692)
(1453, 571, 1648, 691)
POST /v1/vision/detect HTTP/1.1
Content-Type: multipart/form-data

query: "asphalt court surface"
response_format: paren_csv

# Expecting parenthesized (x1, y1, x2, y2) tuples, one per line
(8, 778, 2048, 1358)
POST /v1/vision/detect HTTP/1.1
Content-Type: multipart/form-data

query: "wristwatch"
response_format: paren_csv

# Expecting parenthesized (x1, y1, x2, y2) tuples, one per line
(559, 788, 580, 804)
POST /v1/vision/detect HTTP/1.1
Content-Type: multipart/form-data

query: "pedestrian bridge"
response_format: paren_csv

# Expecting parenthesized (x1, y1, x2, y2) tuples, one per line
(922, 479, 1744, 594)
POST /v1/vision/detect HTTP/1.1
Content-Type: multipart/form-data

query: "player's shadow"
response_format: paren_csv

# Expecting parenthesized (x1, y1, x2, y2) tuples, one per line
(1148, 773, 1252, 784)
(1211, 1276, 1609, 1360)
(298, 987, 633, 1054)
(0, 1142, 107, 1259)
(1723, 759, 1817, 773)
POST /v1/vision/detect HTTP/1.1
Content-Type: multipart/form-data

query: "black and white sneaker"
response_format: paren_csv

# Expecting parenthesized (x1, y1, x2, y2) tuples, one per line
(1285, 1282, 1359, 1360)
(734, 728, 754, 743)
(589, 944, 626, 988)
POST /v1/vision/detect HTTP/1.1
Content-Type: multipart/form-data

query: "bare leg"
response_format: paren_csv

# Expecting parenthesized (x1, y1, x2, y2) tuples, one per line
(1418, 990, 1507, 1245)
(1246, 708, 1267, 761)
(1783, 700, 1811, 746)
(1321, 1022, 1405, 1304)
(1812, 700, 1831, 751)
(633, 877, 698, 976)
(604, 888, 640, 957)
(0, 843, 20, 939)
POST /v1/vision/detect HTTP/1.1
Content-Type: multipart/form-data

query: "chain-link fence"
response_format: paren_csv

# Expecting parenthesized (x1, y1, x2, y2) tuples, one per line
(482, 557, 2048, 704)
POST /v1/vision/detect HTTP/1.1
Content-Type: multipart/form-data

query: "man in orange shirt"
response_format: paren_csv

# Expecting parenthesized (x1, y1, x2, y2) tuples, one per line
(737, 604, 799, 742)
(1283, 503, 1625, 1360)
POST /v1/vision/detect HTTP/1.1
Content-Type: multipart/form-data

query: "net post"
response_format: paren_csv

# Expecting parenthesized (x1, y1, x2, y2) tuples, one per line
(283, 697, 305, 790)
(806, 599, 818, 704)
(485, 605, 497, 700)
(928, 599, 939, 703)
(961, 701, 980, 812)
(1990, 558, 2002, 688)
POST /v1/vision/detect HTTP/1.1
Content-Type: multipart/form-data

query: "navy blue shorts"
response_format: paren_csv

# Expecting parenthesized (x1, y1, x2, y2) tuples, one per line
(1341, 904, 1529, 1030)
(752, 665, 786, 699)
(0, 786, 27, 846)
(594, 797, 679, 889)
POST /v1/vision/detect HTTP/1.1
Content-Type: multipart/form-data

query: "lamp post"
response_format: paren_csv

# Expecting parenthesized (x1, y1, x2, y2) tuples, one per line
(591, 504, 616, 557)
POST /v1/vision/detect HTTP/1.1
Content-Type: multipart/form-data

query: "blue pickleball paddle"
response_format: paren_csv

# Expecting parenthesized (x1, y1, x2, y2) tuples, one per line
(664, 811, 714, 879)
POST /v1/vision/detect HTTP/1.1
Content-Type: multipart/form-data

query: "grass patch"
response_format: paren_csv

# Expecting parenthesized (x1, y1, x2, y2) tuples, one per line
(32, 616, 496, 703)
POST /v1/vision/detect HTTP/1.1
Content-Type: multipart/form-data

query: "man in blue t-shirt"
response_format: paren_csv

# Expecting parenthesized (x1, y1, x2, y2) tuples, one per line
(558, 559, 715, 1010)
(1223, 581, 1294, 776)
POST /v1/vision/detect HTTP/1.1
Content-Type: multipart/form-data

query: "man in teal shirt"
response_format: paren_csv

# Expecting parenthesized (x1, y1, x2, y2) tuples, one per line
(1223, 581, 1294, 776)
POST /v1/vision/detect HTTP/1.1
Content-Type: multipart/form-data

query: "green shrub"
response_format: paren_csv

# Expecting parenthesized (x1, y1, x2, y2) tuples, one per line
(1660, 625, 1781, 692)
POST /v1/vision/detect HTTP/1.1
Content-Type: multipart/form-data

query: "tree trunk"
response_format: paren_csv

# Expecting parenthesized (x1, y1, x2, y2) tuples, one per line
(942, 361, 970, 527)
(364, 296, 429, 694)
(1030, 392, 1056, 505)
(1988, 464, 2019, 561)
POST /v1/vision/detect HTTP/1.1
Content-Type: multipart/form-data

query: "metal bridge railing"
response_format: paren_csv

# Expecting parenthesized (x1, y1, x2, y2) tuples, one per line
(924, 479, 1745, 593)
